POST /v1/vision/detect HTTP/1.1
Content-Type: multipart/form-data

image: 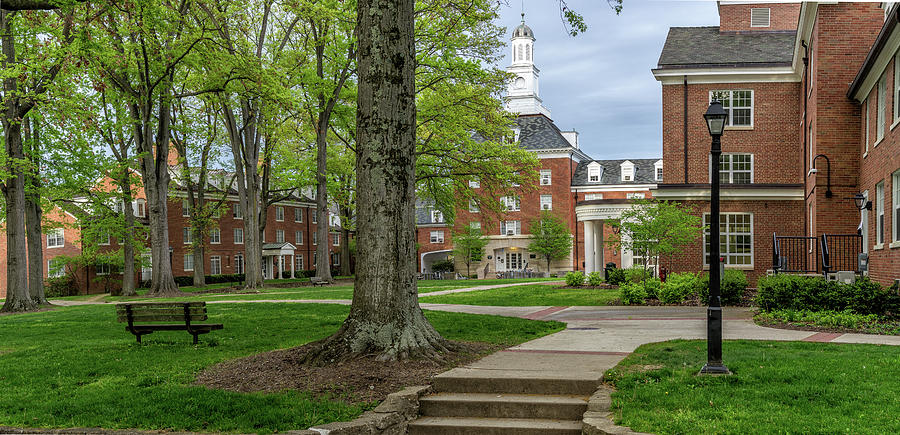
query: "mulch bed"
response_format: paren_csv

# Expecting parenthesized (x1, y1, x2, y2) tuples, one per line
(194, 341, 500, 404)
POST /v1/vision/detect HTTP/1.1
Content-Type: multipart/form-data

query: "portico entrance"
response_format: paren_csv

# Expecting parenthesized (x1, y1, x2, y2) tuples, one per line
(261, 242, 298, 279)
(575, 201, 633, 274)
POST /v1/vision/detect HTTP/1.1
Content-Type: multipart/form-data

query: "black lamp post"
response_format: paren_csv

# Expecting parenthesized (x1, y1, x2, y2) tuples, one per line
(701, 101, 731, 375)
(810, 154, 833, 198)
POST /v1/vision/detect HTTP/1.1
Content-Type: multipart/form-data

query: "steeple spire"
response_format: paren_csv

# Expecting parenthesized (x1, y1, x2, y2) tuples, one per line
(506, 15, 550, 118)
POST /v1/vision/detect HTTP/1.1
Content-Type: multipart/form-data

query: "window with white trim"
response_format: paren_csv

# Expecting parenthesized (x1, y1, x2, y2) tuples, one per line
(430, 231, 444, 243)
(501, 220, 521, 236)
(469, 199, 480, 213)
(296, 230, 303, 245)
(210, 256, 221, 275)
(588, 166, 600, 182)
(469, 178, 480, 188)
(47, 228, 65, 248)
(313, 231, 317, 245)
(48, 258, 65, 278)
(621, 161, 635, 182)
(540, 195, 553, 210)
(210, 228, 221, 244)
(703, 213, 753, 266)
(470, 222, 481, 231)
(895, 53, 900, 124)
(114, 199, 125, 214)
(99, 230, 111, 246)
(331, 252, 340, 267)
(626, 193, 646, 200)
(333, 233, 340, 246)
(295, 207, 303, 222)
(183, 227, 192, 244)
(183, 254, 194, 271)
(296, 254, 303, 271)
(312, 212, 317, 224)
(211, 206, 222, 219)
(715, 153, 753, 184)
(750, 8, 770, 27)
(585, 193, 603, 201)
(865, 98, 870, 154)
(275, 206, 284, 221)
(276, 229, 285, 243)
(235, 253, 244, 274)
(893, 170, 900, 243)
(654, 160, 663, 181)
(540, 170, 552, 185)
(710, 90, 753, 127)
(182, 199, 190, 217)
(431, 209, 444, 223)
(234, 228, 244, 244)
(876, 181, 885, 245)
(233, 203, 243, 219)
(96, 263, 112, 276)
(135, 199, 146, 218)
(878, 75, 887, 142)
(501, 196, 520, 212)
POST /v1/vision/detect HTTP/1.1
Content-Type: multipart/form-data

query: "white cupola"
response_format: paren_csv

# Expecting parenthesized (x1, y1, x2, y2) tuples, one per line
(505, 13, 551, 118)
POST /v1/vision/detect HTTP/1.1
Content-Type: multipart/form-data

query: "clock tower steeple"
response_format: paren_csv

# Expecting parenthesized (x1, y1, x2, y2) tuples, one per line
(506, 13, 551, 118)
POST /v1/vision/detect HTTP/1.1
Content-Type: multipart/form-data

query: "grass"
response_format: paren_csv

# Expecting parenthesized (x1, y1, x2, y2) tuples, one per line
(755, 309, 900, 335)
(0, 303, 563, 433)
(419, 284, 620, 306)
(605, 339, 900, 434)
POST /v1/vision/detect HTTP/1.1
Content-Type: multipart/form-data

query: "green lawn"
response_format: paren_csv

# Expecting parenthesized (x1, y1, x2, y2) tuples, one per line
(419, 284, 620, 306)
(605, 340, 900, 434)
(0, 303, 563, 433)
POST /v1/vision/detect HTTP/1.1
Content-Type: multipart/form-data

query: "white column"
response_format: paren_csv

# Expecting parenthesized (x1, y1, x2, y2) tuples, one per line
(279, 255, 285, 279)
(290, 254, 295, 279)
(594, 221, 604, 273)
(584, 220, 595, 274)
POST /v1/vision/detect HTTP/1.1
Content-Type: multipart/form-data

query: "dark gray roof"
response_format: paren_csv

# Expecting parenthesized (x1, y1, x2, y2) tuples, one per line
(516, 115, 574, 151)
(657, 27, 796, 69)
(572, 159, 661, 186)
(415, 199, 447, 226)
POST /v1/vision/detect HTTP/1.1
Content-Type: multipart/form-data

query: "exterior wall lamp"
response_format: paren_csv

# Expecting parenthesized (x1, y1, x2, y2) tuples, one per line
(810, 154, 833, 198)
(851, 193, 872, 211)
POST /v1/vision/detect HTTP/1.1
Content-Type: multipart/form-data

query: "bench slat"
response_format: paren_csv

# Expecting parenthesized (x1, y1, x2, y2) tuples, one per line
(128, 324, 223, 332)
(117, 314, 208, 323)
(115, 302, 205, 309)
(115, 306, 207, 315)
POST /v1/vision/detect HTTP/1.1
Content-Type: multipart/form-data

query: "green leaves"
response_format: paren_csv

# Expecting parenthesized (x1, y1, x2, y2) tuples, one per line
(528, 211, 572, 272)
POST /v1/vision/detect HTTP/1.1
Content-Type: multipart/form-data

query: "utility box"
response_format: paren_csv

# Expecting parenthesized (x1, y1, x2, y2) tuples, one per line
(858, 253, 869, 272)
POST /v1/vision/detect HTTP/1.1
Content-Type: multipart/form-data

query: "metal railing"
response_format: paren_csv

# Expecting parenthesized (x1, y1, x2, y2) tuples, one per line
(496, 270, 542, 279)
(821, 233, 862, 274)
(772, 233, 820, 274)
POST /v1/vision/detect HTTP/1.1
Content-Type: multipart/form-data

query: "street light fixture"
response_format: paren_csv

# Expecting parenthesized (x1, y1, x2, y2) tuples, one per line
(810, 154, 833, 198)
(701, 101, 731, 375)
(851, 193, 872, 211)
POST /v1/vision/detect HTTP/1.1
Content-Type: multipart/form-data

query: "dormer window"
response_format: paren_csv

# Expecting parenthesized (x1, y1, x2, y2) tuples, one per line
(654, 160, 663, 182)
(621, 161, 635, 182)
(587, 162, 602, 183)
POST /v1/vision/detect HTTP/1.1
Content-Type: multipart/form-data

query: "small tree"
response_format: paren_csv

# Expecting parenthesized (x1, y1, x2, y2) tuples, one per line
(453, 224, 488, 278)
(609, 199, 704, 283)
(528, 211, 572, 273)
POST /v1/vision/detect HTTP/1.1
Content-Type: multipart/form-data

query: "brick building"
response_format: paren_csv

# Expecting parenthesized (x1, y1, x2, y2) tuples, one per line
(652, 1, 899, 287)
(416, 18, 657, 277)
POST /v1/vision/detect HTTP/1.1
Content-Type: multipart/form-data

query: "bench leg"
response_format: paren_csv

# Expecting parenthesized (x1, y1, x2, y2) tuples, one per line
(136, 334, 142, 344)
(193, 333, 199, 345)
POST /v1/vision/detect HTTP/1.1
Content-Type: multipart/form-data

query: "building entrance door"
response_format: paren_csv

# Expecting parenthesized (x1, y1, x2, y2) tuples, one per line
(506, 252, 523, 270)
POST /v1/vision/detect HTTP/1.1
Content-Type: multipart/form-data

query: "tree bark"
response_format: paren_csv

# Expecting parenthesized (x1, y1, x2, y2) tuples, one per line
(24, 116, 47, 305)
(340, 224, 351, 276)
(120, 180, 137, 296)
(303, 0, 449, 363)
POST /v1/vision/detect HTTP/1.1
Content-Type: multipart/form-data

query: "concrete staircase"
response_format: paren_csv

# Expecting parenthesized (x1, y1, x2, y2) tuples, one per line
(408, 364, 600, 434)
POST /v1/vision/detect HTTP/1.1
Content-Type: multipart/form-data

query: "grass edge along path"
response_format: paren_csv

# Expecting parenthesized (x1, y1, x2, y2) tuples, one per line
(0, 303, 564, 434)
(604, 339, 900, 435)
(420, 283, 620, 306)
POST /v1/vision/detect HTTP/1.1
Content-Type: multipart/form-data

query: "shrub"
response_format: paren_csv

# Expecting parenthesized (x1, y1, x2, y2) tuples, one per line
(174, 276, 194, 287)
(620, 282, 647, 305)
(624, 267, 651, 283)
(698, 269, 748, 305)
(606, 268, 626, 286)
(45, 274, 79, 297)
(659, 272, 699, 304)
(431, 259, 455, 273)
(757, 309, 886, 331)
(643, 277, 662, 300)
(587, 271, 604, 286)
(565, 271, 585, 287)
(757, 275, 900, 317)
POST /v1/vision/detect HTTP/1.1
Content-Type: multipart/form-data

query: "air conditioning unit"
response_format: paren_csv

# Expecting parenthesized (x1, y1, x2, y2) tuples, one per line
(541, 179, 550, 185)
(506, 230, 515, 236)
(542, 204, 550, 210)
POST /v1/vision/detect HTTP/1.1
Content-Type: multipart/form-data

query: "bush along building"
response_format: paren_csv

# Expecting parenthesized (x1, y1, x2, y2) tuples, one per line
(652, 1, 899, 287)
(0, 157, 345, 298)
(416, 17, 659, 277)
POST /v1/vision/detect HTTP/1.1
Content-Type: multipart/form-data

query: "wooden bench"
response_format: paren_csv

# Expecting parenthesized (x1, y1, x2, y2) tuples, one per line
(116, 302, 223, 344)
(310, 276, 329, 286)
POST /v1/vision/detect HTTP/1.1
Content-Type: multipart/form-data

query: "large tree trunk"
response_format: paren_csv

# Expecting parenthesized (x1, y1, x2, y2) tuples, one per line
(119, 177, 137, 296)
(340, 225, 352, 276)
(314, 137, 332, 281)
(24, 116, 47, 305)
(303, 0, 448, 363)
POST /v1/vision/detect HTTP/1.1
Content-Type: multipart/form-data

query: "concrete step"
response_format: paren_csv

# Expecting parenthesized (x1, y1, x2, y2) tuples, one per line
(408, 416, 583, 435)
(432, 368, 600, 395)
(420, 393, 588, 420)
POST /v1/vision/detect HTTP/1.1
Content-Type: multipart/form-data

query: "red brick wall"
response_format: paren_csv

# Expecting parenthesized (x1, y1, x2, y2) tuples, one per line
(718, 2, 800, 32)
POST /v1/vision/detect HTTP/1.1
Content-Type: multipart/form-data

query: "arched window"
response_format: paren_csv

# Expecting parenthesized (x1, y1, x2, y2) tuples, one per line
(517, 45, 523, 61)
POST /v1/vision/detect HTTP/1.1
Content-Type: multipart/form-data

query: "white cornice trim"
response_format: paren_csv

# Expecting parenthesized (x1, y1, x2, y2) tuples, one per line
(531, 148, 590, 162)
(571, 184, 656, 193)
(652, 187, 804, 201)
(850, 25, 900, 101)
(654, 66, 799, 85)
(791, 2, 818, 75)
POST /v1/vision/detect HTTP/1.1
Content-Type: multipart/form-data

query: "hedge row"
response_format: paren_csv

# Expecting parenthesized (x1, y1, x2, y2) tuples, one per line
(756, 275, 900, 318)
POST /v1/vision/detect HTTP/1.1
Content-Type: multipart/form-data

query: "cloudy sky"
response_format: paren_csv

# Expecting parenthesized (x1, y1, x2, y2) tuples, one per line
(494, 1, 720, 160)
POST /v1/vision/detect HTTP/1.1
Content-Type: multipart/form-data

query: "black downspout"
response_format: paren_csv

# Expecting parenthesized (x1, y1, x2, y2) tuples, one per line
(802, 40, 809, 238)
(571, 152, 578, 271)
(306, 206, 311, 272)
(683, 75, 689, 183)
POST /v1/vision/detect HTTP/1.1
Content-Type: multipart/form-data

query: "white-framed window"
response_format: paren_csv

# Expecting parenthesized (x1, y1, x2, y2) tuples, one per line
(333, 233, 340, 246)
(234, 253, 244, 274)
(261, 230, 265, 242)
(313, 231, 317, 245)
(183, 254, 194, 271)
(469, 178, 480, 189)
(296, 254, 304, 271)
(312, 212, 318, 224)
(621, 161, 635, 182)
(714, 153, 753, 184)
(233, 203, 243, 219)
(893, 170, 900, 243)
(96, 263, 112, 276)
(430, 231, 444, 243)
(878, 75, 887, 142)
(895, 53, 900, 124)
(501, 220, 521, 236)
(501, 196, 520, 212)
(182, 199, 190, 217)
(295, 207, 303, 223)
(470, 222, 482, 231)
(626, 193, 646, 200)
(431, 209, 444, 223)
(331, 252, 341, 267)
(540, 170, 552, 185)
(210, 255, 221, 275)
(276, 229, 285, 243)
(276, 206, 284, 221)
(540, 195, 553, 210)
(655, 160, 663, 181)
(296, 230, 303, 245)
(114, 199, 125, 214)
(865, 98, 870, 155)
(469, 199, 480, 213)
(710, 90, 753, 127)
(585, 193, 603, 201)
(210, 228, 221, 244)
(134, 199, 146, 218)
(588, 167, 600, 182)
(511, 172, 520, 187)
(48, 258, 65, 278)
(98, 230, 111, 246)
(876, 181, 885, 245)
(750, 7, 770, 27)
(211, 205, 222, 219)
(183, 227, 192, 244)
(703, 213, 753, 266)
(234, 228, 244, 244)
(47, 228, 65, 248)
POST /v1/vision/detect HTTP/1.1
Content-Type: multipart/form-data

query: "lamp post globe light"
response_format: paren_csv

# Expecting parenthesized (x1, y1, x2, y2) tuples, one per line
(701, 101, 731, 375)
